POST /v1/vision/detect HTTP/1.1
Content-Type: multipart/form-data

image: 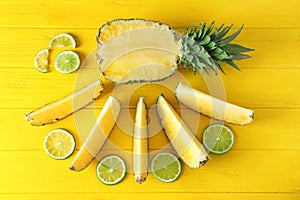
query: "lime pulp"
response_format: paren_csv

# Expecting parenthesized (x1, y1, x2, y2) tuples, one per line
(202, 124, 234, 154)
(96, 155, 127, 185)
(54, 50, 80, 74)
(43, 128, 76, 160)
(49, 33, 76, 48)
(150, 152, 181, 183)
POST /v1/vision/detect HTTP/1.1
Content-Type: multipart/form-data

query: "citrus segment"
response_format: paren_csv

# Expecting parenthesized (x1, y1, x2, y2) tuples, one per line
(150, 152, 181, 183)
(54, 50, 80, 74)
(96, 155, 127, 185)
(44, 129, 75, 160)
(202, 124, 234, 154)
(34, 48, 49, 73)
(49, 33, 76, 48)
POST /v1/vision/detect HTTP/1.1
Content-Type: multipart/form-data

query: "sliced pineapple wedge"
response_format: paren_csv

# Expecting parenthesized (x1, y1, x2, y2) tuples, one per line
(69, 96, 121, 171)
(156, 95, 209, 168)
(97, 19, 181, 84)
(174, 82, 254, 125)
(133, 97, 149, 184)
(25, 80, 104, 126)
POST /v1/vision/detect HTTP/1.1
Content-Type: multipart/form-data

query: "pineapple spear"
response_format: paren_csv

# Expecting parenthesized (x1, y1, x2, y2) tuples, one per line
(133, 97, 149, 183)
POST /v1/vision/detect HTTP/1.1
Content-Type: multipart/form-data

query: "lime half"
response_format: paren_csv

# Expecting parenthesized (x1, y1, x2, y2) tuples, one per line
(44, 129, 76, 160)
(54, 50, 80, 74)
(202, 124, 234, 154)
(150, 152, 181, 183)
(34, 48, 49, 73)
(96, 155, 127, 185)
(49, 33, 76, 48)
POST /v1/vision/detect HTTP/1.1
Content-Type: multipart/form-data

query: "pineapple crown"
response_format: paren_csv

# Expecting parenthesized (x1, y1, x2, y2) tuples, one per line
(181, 21, 254, 75)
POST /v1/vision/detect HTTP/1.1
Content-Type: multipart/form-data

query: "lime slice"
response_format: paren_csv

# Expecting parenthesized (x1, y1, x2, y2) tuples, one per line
(202, 124, 234, 154)
(54, 50, 80, 74)
(49, 33, 76, 48)
(34, 48, 49, 73)
(44, 129, 76, 160)
(96, 155, 127, 185)
(150, 152, 181, 183)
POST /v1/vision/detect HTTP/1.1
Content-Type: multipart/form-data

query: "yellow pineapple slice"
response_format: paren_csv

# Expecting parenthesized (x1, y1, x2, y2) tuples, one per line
(133, 97, 149, 184)
(69, 96, 121, 171)
(174, 82, 254, 125)
(156, 95, 209, 168)
(97, 19, 181, 84)
(25, 80, 104, 126)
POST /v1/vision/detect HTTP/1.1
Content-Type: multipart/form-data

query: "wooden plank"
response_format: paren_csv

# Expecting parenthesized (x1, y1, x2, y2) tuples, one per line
(2, 108, 300, 151)
(0, 193, 299, 200)
(0, 150, 299, 193)
(1, 68, 300, 109)
(0, 28, 299, 69)
(0, 0, 299, 28)
(0, 0, 299, 199)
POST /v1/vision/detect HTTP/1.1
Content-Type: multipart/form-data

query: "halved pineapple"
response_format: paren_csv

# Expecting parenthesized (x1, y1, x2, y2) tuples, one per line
(25, 80, 104, 126)
(156, 95, 209, 168)
(174, 82, 254, 125)
(69, 96, 121, 171)
(97, 19, 181, 84)
(96, 19, 253, 84)
(133, 97, 149, 184)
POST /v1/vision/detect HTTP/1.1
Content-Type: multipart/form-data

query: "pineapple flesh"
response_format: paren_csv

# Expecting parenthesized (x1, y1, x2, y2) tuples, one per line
(133, 97, 149, 184)
(69, 96, 121, 171)
(97, 19, 181, 84)
(156, 95, 209, 168)
(25, 80, 104, 126)
(96, 19, 253, 84)
(175, 82, 254, 125)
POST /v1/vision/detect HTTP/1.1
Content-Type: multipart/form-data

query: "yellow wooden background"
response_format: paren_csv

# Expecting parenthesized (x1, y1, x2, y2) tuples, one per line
(1, 0, 300, 199)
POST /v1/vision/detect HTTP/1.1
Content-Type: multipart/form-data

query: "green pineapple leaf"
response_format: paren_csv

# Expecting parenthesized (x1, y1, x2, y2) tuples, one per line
(218, 25, 244, 46)
(221, 60, 240, 71)
(230, 54, 252, 60)
(181, 21, 253, 75)
(222, 43, 254, 55)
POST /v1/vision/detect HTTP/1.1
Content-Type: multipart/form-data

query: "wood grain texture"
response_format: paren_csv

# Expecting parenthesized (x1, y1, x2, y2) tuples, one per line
(2, 108, 300, 151)
(1, 193, 299, 200)
(1, 28, 299, 69)
(1, 68, 300, 109)
(0, 0, 299, 199)
(0, 0, 299, 28)
(0, 150, 299, 193)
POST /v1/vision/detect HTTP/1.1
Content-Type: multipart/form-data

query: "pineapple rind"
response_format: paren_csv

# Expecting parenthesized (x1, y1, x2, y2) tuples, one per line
(175, 82, 254, 125)
(156, 95, 209, 168)
(97, 18, 179, 42)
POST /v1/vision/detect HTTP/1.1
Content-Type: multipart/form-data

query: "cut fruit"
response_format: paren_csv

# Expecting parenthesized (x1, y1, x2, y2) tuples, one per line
(49, 33, 76, 48)
(96, 19, 181, 84)
(34, 48, 49, 73)
(96, 19, 253, 84)
(133, 97, 148, 184)
(156, 95, 209, 168)
(96, 155, 127, 185)
(202, 124, 234, 154)
(25, 80, 104, 126)
(44, 128, 75, 160)
(69, 96, 121, 171)
(150, 152, 181, 183)
(174, 82, 254, 125)
(54, 50, 80, 74)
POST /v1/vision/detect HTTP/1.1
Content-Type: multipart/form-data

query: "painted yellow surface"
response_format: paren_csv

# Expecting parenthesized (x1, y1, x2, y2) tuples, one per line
(0, 0, 299, 199)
